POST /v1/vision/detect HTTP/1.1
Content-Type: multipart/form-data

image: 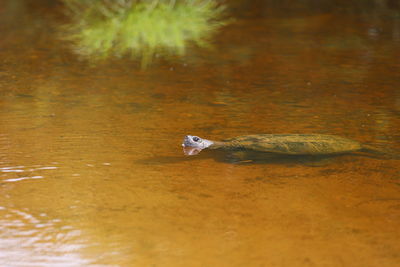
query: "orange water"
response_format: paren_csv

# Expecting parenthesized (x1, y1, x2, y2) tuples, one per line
(0, 1, 399, 266)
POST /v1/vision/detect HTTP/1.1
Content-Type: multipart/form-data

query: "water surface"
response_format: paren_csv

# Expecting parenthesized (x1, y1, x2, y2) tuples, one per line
(0, 0, 399, 266)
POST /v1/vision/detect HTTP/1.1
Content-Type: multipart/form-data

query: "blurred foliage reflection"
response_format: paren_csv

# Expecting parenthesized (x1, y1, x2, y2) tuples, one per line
(61, 0, 228, 67)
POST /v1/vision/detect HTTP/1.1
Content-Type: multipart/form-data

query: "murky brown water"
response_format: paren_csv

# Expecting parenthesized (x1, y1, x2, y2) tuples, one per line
(1, 0, 400, 266)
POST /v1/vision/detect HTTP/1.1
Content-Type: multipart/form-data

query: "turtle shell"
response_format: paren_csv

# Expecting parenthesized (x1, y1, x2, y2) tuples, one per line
(221, 134, 363, 155)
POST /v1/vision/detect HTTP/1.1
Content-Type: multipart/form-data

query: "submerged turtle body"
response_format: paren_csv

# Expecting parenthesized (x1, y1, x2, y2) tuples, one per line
(183, 134, 364, 155)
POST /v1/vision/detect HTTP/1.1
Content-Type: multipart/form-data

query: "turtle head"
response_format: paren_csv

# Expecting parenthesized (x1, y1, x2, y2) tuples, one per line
(182, 135, 213, 149)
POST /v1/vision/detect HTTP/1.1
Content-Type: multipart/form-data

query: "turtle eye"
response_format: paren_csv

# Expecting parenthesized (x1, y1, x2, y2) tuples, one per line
(193, 136, 200, 142)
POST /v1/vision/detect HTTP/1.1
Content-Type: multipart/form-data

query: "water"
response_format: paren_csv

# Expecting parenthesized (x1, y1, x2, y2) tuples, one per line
(0, 0, 399, 266)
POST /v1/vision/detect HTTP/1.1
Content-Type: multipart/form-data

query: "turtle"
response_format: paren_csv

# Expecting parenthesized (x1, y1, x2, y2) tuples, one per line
(182, 134, 385, 157)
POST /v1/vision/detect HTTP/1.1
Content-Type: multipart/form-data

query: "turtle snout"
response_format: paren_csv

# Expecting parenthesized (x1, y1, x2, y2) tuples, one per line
(182, 135, 194, 147)
(182, 135, 201, 147)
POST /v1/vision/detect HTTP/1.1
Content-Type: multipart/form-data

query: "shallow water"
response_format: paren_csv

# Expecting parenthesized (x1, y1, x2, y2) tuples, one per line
(1, 0, 399, 266)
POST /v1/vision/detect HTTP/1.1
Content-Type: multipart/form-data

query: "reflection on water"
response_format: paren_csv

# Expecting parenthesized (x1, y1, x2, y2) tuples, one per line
(0, 207, 90, 267)
(1, 165, 58, 182)
(61, 0, 228, 67)
(0, 0, 400, 266)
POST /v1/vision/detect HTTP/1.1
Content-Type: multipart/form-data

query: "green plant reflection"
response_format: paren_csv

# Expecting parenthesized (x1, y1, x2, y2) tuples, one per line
(61, 0, 228, 67)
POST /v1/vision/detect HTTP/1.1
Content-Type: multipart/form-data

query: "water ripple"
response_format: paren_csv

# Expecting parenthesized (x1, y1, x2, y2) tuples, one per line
(0, 164, 58, 183)
(0, 207, 99, 267)
(3, 176, 44, 182)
